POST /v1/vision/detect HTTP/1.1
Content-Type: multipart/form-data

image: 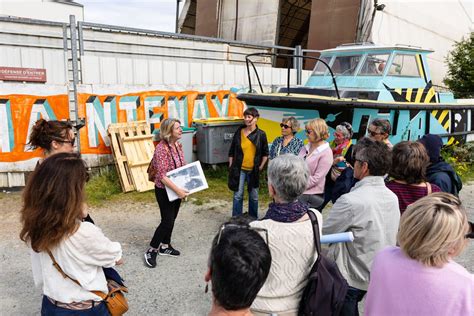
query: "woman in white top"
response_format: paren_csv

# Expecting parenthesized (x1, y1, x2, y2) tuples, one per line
(251, 154, 322, 315)
(20, 153, 123, 315)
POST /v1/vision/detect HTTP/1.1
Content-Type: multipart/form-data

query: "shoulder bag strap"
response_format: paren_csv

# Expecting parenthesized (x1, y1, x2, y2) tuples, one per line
(47, 250, 82, 287)
(165, 142, 183, 169)
(426, 182, 432, 195)
(307, 209, 322, 259)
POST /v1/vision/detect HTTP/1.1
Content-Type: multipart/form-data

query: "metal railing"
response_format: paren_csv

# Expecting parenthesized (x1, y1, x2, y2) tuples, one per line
(245, 52, 340, 99)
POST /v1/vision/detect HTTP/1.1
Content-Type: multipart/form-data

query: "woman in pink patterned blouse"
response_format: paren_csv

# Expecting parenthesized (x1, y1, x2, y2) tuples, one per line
(144, 118, 188, 268)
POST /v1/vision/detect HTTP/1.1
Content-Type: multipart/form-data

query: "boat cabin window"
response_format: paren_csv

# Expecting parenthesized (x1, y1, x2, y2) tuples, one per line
(311, 56, 332, 75)
(332, 55, 361, 75)
(388, 54, 421, 77)
(359, 54, 389, 76)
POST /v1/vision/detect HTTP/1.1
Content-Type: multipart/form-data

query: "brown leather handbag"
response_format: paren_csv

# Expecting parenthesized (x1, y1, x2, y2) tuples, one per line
(147, 158, 156, 182)
(47, 251, 128, 315)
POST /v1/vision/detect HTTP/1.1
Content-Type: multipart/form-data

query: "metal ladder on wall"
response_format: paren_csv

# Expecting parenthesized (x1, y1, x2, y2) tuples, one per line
(64, 15, 84, 152)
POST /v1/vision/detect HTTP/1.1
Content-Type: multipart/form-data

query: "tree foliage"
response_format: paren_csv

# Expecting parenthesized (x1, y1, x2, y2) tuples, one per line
(443, 33, 474, 99)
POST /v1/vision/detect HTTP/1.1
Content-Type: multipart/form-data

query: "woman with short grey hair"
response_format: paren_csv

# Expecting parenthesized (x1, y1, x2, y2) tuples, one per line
(250, 154, 323, 315)
(269, 117, 304, 159)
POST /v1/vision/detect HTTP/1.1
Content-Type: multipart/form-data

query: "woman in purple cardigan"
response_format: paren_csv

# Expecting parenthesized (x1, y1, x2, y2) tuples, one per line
(297, 118, 333, 210)
(366, 193, 473, 316)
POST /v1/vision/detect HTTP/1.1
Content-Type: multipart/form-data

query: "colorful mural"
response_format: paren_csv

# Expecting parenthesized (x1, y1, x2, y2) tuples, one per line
(0, 90, 245, 162)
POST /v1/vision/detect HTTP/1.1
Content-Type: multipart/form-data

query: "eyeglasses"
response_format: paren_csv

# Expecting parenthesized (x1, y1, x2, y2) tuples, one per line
(368, 129, 383, 137)
(216, 223, 269, 245)
(280, 123, 291, 129)
(305, 129, 313, 134)
(53, 137, 75, 146)
(354, 157, 367, 164)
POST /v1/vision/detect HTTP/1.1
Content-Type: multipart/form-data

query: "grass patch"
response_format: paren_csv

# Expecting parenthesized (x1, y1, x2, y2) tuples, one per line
(85, 164, 272, 207)
(85, 169, 122, 206)
(85, 168, 156, 206)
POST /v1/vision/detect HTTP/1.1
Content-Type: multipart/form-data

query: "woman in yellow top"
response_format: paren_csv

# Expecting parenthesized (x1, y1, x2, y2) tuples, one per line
(228, 108, 269, 218)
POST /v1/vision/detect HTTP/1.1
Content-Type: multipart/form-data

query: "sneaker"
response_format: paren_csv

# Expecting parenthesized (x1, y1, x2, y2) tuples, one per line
(158, 245, 180, 257)
(144, 248, 158, 268)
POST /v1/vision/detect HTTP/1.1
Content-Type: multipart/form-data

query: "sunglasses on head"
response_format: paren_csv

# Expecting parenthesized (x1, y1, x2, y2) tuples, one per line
(280, 123, 291, 129)
(216, 223, 269, 245)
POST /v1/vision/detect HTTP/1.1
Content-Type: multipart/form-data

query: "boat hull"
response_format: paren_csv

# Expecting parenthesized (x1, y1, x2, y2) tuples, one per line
(237, 93, 474, 145)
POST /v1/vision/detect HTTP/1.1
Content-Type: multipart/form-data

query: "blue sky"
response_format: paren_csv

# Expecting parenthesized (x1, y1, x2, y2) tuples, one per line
(77, 0, 184, 32)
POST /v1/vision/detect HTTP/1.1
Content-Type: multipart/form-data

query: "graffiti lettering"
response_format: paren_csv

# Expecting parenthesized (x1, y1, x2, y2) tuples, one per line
(0, 99, 14, 152)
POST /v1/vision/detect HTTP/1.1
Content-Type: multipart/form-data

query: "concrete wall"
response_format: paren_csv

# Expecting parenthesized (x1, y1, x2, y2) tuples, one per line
(0, 18, 67, 85)
(0, 0, 84, 23)
(372, 0, 473, 86)
(219, 0, 279, 45)
(0, 17, 311, 186)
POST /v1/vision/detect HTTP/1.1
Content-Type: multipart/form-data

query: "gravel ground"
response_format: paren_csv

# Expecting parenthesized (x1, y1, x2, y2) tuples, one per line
(1, 184, 473, 315)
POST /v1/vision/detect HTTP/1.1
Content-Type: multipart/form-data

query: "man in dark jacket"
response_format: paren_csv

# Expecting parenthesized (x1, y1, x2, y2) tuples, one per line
(228, 107, 269, 218)
(418, 134, 462, 196)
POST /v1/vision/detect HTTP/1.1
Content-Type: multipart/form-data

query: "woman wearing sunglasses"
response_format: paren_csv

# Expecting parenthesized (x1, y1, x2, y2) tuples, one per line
(366, 193, 473, 315)
(269, 117, 304, 160)
(250, 154, 322, 315)
(297, 118, 333, 210)
(29, 118, 76, 159)
(28, 119, 96, 224)
(367, 118, 393, 149)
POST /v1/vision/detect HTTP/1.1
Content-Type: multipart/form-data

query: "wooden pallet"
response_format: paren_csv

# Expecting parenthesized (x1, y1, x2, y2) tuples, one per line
(108, 121, 155, 192)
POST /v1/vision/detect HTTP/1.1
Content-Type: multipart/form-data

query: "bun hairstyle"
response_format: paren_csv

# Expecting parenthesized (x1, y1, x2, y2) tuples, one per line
(28, 119, 73, 152)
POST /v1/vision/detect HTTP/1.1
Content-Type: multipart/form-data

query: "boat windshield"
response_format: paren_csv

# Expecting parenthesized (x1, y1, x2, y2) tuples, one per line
(332, 55, 362, 75)
(388, 53, 421, 77)
(311, 56, 332, 75)
(359, 54, 389, 76)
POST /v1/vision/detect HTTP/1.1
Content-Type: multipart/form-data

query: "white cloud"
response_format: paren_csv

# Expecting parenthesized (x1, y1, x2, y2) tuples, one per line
(76, 0, 183, 32)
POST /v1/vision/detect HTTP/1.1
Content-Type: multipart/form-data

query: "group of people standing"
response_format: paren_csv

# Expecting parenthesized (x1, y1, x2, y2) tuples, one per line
(18, 112, 472, 315)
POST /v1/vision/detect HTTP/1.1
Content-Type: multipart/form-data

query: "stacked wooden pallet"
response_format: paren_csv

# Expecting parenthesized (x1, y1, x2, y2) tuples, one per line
(108, 121, 155, 192)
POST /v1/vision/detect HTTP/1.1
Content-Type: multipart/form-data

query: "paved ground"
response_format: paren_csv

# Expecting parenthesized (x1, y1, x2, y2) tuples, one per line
(0, 184, 473, 315)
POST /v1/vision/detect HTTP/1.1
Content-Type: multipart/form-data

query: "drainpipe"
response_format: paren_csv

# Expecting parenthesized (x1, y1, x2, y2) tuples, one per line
(234, 0, 239, 40)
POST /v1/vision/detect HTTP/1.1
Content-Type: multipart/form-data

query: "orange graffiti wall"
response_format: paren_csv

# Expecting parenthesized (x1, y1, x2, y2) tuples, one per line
(0, 90, 245, 163)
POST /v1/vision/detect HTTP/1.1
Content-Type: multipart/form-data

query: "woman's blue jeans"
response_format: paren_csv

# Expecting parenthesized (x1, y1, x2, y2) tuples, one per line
(232, 170, 259, 218)
(41, 296, 109, 315)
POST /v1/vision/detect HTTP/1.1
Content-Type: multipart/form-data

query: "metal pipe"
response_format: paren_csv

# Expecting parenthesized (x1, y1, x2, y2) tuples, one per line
(0, 16, 66, 26)
(234, 0, 239, 40)
(175, 0, 180, 33)
(294, 45, 302, 85)
(80, 21, 296, 51)
(78, 21, 84, 56)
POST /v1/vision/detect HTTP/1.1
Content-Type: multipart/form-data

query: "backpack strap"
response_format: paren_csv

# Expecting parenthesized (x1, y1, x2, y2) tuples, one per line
(307, 209, 322, 264)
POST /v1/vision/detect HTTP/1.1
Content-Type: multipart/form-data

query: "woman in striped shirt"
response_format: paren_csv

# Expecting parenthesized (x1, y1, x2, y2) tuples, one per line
(386, 141, 441, 214)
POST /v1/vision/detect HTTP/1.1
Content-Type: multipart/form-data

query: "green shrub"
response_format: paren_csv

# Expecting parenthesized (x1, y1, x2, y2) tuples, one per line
(441, 142, 474, 182)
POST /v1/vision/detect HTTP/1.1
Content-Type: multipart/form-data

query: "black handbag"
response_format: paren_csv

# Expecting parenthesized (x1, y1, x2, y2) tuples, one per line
(298, 211, 349, 316)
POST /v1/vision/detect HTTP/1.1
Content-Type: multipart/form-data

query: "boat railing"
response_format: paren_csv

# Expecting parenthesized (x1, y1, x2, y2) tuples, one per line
(245, 52, 341, 99)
